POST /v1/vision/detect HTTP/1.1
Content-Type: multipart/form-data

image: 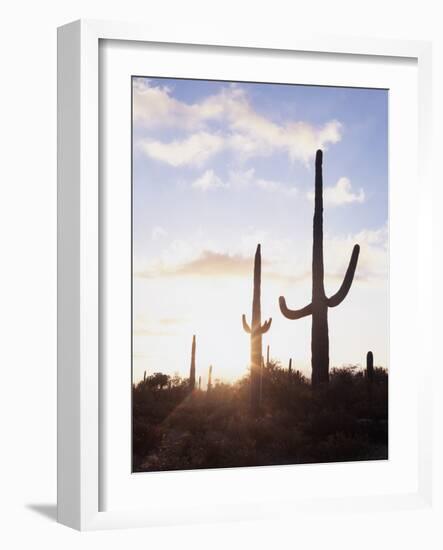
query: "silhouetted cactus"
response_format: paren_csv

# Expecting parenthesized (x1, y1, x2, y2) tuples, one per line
(207, 365, 213, 392)
(189, 334, 196, 390)
(242, 244, 272, 414)
(143, 370, 146, 383)
(266, 345, 270, 368)
(279, 150, 360, 387)
(198, 376, 202, 390)
(366, 351, 374, 382)
(260, 356, 265, 404)
(288, 358, 292, 373)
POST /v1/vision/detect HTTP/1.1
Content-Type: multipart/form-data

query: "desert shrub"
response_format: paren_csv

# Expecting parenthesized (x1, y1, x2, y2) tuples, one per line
(133, 366, 388, 472)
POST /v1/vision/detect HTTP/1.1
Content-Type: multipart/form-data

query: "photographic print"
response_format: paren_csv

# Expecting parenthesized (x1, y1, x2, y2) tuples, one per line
(132, 77, 388, 472)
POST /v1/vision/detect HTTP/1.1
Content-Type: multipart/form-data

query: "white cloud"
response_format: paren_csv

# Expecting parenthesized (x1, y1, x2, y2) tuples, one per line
(256, 176, 297, 197)
(323, 226, 387, 285)
(136, 250, 253, 279)
(191, 169, 227, 191)
(227, 168, 255, 189)
(134, 79, 343, 166)
(255, 178, 281, 192)
(229, 168, 298, 197)
(134, 224, 387, 287)
(133, 78, 206, 130)
(189, 167, 298, 196)
(140, 132, 224, 167)
(151, 226, 167, 241)
(307, 177, 365, 206)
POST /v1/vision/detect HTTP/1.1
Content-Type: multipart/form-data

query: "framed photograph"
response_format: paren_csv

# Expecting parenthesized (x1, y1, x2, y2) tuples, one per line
(57, 20, 433, 530)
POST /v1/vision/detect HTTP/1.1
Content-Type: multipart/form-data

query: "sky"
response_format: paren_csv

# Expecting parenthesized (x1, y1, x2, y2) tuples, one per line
(132, 76, 388, 385)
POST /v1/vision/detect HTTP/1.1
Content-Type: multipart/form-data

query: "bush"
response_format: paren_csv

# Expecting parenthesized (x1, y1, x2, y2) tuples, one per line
(132, 365, 388, 472)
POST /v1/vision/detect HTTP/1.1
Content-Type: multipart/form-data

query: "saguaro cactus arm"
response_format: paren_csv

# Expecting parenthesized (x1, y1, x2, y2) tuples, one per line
(279, 297, 313, 320)
(260, 318, 272, 334)
(327, 244, 360, 308)
(242, 314, 251, 333)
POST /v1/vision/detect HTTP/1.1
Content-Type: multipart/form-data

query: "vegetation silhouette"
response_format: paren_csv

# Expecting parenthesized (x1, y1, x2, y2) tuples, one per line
(133, 360, 388, 472)
(279, 150, 360, 387)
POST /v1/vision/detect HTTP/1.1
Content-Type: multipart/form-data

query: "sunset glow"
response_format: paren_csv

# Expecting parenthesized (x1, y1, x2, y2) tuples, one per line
(132, 77, 388, 385)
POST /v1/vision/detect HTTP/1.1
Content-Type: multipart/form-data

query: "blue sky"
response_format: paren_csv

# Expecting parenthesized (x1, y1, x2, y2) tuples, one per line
(132, 77, 388, 384)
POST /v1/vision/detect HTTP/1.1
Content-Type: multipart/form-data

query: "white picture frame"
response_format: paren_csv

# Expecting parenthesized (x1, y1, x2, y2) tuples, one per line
(57, 19, 433, 531)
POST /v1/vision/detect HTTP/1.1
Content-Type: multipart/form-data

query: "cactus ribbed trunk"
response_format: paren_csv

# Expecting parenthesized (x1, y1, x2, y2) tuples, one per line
(260, 357, 264, 404)
(207, 365, 213, 392)
(189, 335, 196, 390)
(366, 351, 374, 382)
(279, 150, 360, 389)
(242, 245, 272, 415)
(250, 247, 262, 410)
(312, 311, 329, 386)
(312, 151, 329, 386)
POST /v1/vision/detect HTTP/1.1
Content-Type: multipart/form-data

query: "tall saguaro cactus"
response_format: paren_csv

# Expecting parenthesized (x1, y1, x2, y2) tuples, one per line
(288, 358, 292, 373)
(366, 351, 374, 382)
(189, 334, 196, 390)
(260, 356, 265, 404)
(279, 150, 360, 387)
(242, 244, 272, 413)
(207, 365, 213, 392)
